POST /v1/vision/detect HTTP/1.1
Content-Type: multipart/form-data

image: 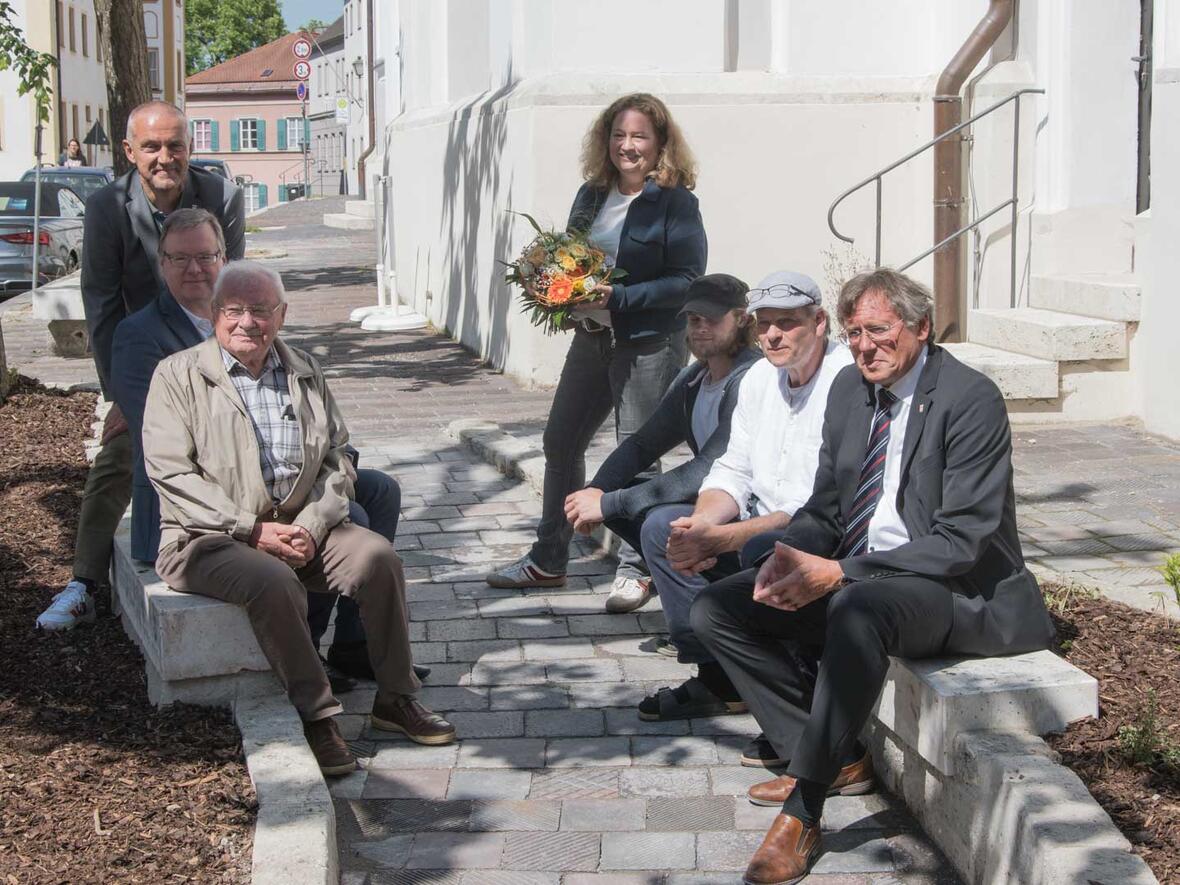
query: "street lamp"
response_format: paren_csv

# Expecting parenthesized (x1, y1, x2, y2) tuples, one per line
(352, 56, 364, 79)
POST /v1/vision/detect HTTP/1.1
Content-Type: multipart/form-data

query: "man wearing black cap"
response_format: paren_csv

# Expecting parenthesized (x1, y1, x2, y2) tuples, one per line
(563, 273, 759, 619)
(629, 270, 851, 730)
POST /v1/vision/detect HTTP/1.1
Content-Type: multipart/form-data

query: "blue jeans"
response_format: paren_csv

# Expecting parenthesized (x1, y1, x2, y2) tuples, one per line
(307, 468, 401, 649)
(529, 328, 687, 576)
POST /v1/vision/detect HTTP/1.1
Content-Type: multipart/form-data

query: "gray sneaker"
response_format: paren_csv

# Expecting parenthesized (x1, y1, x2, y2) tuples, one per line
(486, 555, 566, 589)
(35, 580, 96, 631)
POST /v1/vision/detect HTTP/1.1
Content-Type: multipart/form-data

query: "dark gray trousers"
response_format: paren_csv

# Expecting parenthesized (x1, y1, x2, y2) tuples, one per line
(530, 327, 686, 575)
(691, 569, 954, 785)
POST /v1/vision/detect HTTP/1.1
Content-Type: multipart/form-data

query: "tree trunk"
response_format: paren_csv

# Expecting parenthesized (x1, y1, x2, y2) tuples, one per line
(94, 0, 151, 177)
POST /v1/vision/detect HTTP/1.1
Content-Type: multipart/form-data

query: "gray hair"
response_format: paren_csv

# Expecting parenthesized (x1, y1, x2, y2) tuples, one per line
(836, 268, 933, 333)
(126, 100, 187, 142)
(212, 260, 286, 308)
(159, 208, 226, 257)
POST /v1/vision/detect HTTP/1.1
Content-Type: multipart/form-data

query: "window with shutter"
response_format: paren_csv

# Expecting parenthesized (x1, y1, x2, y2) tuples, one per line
(277, 118, 288, 151)
(256, 119, 266, 151)
(258, 184, 269, 208)
(230, 119, 241, 151)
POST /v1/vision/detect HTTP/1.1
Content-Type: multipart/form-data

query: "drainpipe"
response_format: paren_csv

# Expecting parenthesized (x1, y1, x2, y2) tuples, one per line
(933, 0, 1013, 342)
(356, 0, 377, 200)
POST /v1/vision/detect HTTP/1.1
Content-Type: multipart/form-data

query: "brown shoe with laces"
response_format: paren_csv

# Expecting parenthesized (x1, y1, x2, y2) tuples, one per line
(371, 694, 457, 745)
(743, 813, 821, 885)
(747, 751, 874, 806)
(303, 717, 357, 776)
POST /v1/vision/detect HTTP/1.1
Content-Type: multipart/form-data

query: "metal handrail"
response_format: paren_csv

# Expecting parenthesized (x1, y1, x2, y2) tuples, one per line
(827, 87, 1044, 307)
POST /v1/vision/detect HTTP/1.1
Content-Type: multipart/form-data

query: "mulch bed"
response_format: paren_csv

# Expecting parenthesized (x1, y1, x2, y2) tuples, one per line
(0, 376, 256, 883)
(1047, 583, 1180, 883)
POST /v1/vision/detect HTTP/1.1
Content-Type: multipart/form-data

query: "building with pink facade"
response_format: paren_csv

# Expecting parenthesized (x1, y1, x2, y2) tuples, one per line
(185, 32, 313, 212)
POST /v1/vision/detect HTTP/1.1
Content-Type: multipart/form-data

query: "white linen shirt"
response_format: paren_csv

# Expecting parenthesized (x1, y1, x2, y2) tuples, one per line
(865, 346, 928, 553)
(700, 340, 853, 517)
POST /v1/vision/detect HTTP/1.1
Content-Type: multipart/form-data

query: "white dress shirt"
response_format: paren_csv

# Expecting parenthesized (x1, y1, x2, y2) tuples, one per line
(701, 340, 853, 517)
(179, 302, 214, 340)
(865, 347, 928, 553)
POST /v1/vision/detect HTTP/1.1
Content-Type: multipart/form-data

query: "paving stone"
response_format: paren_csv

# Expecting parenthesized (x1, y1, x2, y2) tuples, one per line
(468, 799, 561, 832)
(563, 875, 665, 885)
(529, 768, 621, 800)
(568, 681, 651, 709)
(447, 639, 522, 662)
(599, 831, 696, 871)
(645, 797, 735, 831)
(363, 768, 451, 799)
(447, 768, 534, 800)
(447, 711, 525, 738)
(498, 617, 572, 639)
(410, 600, 480, 621)
(546, 594, 617, 615)
(545, 659, 624, 683)
(478, 596, 553, 617)
(593, 635, 665, 656)
(330, 767, 369, 799)
(419, 686, 490, 712)
(500, 831, 601, 871)
(620, 656, 694, 682)
(404, 831, 506, 869)
(525, 708, 606, 737)
(405, 583, 456, 602)
(812, 831, 897, 874)
(344, 799, 472, 836)
(459, 873, 558, 885)
(604, 707, 690, 736)
(427, 619, 498, 642)
(636, 611, 668, 632)
(369, 742, 460, 770)
(409, 641, 448, 663)
(689, 715, 761, 737)
(560, 798, 647, 832)
(349, 834, 414, 868)
(619, 767, 710, 797)
(694, 830, 766, 871)
(631, 736, 720, 766)
(469, 660, 549, 685)
(456, 738, 547, 769)
(547, 736, 633, 767)
(567, 614, 643, 635)
(454, 580, 518, 599)
(710, 765, 779, 797)
(519, 637, 597, 660)
(490, 684, 571, 711)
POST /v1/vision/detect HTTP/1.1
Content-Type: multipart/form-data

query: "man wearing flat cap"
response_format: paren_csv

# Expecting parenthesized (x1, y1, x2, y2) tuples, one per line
(563, 272, 760, 614)
(630, 272, 851, 750)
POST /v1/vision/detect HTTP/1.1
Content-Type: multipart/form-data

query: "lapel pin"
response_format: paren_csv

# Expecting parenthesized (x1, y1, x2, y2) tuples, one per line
(918, 403, 926, 413)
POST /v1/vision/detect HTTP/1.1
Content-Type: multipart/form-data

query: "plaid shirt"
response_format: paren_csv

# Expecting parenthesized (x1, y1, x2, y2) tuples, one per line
(221, 345, 303, 506)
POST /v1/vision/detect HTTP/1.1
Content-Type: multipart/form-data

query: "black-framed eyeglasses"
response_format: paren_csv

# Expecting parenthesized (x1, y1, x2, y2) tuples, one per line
(218, 304, 282, 321)
(161, 250, 222, 268)
(838, 319, 903, 346)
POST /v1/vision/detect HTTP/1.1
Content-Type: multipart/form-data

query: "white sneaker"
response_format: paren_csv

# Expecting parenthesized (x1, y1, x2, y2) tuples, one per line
(485, 555, 566, 589)
(36, 580, 96, 631)
(605, 575, 654, 613)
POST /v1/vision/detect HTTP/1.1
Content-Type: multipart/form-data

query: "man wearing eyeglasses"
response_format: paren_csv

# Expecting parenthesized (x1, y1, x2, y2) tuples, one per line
(629, 271, 851, 739)
(37, 100, 244, 631)
(690, 269, 1055, 885)
(141, 260, 456, 776)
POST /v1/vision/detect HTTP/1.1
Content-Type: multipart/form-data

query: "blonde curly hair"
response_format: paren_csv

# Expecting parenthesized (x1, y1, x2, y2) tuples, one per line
(580, 93, 697, 191)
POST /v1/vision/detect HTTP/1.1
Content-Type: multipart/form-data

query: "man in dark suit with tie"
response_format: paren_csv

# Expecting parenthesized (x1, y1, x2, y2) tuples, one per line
(37, 101, 244, 630)
(689, 268, 1056, 885)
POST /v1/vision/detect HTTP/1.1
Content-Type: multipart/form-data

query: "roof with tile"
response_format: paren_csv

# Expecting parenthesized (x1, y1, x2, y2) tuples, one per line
(186, 31, 310, 88)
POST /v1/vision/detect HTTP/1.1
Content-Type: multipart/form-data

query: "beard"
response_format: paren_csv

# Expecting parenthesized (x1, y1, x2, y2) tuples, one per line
(688, 328, 743, 361)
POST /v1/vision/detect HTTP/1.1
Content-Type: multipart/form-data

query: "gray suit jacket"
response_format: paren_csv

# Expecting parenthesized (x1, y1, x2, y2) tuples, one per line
(778, 343, 1055, 657)
(81, 166, 244, 394)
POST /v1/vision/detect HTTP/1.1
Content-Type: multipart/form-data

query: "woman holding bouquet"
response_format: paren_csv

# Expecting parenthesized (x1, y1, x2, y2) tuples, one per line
(487, 93, 707, 609)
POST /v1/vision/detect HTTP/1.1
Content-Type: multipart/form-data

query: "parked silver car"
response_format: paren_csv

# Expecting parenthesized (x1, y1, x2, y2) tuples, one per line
(20, 166, 114, 205)
(0, 182, 87, 295)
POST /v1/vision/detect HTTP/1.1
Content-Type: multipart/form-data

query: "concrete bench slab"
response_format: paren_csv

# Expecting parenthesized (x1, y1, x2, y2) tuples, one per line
(873, 651, 1098, 776)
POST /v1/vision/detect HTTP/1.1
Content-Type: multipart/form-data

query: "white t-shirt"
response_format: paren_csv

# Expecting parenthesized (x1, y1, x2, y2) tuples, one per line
(691, 372, 727, 451)
(578, 186, 640, 327)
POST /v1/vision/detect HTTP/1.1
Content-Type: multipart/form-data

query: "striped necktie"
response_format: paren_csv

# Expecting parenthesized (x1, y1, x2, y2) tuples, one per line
(837, 387, 898, 558)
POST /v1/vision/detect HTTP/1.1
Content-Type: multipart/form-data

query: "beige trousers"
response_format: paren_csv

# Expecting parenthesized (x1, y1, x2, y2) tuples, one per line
(156, 522, 419, 720)
(72, 431, 133, 583)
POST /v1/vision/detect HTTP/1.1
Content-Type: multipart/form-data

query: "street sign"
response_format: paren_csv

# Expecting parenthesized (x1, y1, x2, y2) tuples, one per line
(293, 38, 312, 59)
(296, 81, 308, 101)
(334, 96, 349, 123)
(83, 120, 109, 147)
(293, 60, 311, 80)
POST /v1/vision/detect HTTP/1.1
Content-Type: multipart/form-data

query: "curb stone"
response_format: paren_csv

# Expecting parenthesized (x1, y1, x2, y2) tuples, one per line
(234, 695, 338, 885)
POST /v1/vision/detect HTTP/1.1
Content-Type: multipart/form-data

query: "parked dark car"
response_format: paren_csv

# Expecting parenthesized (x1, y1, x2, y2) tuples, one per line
(0, 182, 87, 294)
(21, 166, 114, 205)
(190, 157, 234, 180)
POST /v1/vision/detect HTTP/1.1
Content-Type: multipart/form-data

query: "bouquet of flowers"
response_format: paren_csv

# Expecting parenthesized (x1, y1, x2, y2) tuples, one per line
(502, 212, 626, 334)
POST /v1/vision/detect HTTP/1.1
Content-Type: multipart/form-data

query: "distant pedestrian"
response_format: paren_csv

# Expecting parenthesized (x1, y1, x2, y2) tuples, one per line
(485, 92, 707, 604)
(59, 138, 85, 167)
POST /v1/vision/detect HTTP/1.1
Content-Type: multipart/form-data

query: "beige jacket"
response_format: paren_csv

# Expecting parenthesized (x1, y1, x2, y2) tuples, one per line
(143, 335, 355, 553)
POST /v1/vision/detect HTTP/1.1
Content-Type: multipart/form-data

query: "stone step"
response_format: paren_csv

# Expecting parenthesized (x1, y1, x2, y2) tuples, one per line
(941, 342, 1059, 400)
(323, 212, 375, 231)
(344, 199, 375, 219)
(968, 307, 1128, 362)
(1029, 273, 1141, 322)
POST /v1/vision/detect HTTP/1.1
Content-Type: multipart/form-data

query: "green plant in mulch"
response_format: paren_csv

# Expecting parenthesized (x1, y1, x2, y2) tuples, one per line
(1042, 579, 1100, 615)
(1118, 688, 1180, 775)
(1160, 553, 1180, 610)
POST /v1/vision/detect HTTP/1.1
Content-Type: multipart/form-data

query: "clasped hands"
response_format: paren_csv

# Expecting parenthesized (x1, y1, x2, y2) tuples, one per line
(752, 541, 845, 611)
(250, 521, 317, 568)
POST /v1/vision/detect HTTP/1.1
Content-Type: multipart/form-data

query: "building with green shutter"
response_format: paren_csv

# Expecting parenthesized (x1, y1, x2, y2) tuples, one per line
(185, 31, 315, 212)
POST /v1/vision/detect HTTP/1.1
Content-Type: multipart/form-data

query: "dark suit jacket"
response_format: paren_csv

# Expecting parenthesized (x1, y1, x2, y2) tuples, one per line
(567, 179, 706, 343)
(109, 290, 205, 560)
(771, 343, 1055, 657)
(81, 166, 244, 394)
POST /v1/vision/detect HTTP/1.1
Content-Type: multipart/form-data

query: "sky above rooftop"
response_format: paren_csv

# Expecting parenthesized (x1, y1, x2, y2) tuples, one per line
(282, 0, 342, 31)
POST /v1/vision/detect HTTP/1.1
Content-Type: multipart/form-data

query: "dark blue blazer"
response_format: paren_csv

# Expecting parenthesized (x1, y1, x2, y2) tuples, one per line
(567, 179, 706, 342)
(109, 290, 205, 561)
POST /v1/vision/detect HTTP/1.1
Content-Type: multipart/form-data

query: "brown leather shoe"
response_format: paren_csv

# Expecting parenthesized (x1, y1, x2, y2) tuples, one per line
(743, 813, 821, 885)
(371, 694, 457, 745)
(303, 717, 356, 777)
(747, 751, 874, 806)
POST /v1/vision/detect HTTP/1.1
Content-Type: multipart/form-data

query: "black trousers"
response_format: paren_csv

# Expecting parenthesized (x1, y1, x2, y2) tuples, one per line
(690, 569, 954, 785)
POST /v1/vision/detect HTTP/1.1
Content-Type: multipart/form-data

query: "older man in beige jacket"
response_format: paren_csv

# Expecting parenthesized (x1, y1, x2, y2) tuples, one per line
(143, 260, 455, 775)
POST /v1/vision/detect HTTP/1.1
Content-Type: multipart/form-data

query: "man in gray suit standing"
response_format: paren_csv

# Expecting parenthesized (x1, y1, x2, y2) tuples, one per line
(36, 100, 244, 630)
(690, 268, 1056, 885)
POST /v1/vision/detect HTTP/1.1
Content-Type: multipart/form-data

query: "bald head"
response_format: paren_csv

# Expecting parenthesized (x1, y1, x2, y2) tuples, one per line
(123, 101, 190, 209)
(126, 100, 187, 142)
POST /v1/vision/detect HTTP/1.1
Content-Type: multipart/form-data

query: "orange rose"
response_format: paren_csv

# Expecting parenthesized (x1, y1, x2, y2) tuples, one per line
(547, 275, 574, 304)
